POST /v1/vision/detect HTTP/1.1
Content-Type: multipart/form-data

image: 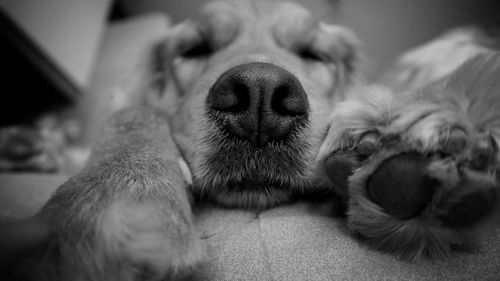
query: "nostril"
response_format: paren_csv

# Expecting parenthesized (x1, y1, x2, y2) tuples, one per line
(208, 81, 250, 113)
(271, 84, 308, 116)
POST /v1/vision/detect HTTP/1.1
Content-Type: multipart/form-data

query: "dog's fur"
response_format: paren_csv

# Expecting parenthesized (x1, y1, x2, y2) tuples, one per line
(316, 27, 500, 260)
(18, 1, 500, 280)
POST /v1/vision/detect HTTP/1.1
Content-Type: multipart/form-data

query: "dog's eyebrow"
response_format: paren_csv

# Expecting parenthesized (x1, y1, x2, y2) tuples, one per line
(272, 7, 319, 51)
(197, 5, 241, 50)
(164, 21, 203, 54)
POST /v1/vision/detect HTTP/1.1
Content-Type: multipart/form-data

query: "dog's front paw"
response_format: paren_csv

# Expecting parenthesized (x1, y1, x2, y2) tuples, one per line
(32, 199, 204, 281)
(94, 200, 205, 280)
(317, 86, 499, 260)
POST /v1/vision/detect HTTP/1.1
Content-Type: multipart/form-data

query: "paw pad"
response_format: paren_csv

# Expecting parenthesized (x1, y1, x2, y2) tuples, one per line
(367, 152, 437, 219)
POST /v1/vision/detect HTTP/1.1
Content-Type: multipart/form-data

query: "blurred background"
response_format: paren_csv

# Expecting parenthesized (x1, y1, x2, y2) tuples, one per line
(114, 0, 500, 76)
(0, 0, 499, 176)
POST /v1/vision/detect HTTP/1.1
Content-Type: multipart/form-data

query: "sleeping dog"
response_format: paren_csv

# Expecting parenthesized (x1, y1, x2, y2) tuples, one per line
(16, 1, 499, 280)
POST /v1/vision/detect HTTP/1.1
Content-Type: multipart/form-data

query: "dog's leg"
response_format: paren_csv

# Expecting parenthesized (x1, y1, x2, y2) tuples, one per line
(316, 54, 500, 260)
(24, 107, 203, 281)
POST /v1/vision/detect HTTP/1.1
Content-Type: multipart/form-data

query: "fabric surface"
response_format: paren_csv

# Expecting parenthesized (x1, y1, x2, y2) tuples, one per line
(194, 202, 500, 281)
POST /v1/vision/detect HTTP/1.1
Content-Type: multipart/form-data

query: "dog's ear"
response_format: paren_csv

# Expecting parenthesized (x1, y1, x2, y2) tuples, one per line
(316, 23, 363, 86)
(145, 22, 195, 115)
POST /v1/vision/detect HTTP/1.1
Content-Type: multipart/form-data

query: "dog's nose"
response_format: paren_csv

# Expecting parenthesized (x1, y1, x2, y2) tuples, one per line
(207, 62, 309, 146)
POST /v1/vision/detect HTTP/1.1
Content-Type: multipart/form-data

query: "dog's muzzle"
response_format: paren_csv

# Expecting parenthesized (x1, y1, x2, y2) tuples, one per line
(207, 62, 309, 146)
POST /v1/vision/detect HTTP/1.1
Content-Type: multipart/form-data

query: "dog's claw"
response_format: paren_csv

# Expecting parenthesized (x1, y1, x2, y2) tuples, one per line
(379, 133, 401, 147)
(357, 131, 379, 156)
(470, 134, 498, 170)
(442, 128, 467, 155)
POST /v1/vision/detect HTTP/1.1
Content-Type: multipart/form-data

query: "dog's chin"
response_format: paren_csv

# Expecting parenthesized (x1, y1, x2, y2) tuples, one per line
(192, 127, 314, 209)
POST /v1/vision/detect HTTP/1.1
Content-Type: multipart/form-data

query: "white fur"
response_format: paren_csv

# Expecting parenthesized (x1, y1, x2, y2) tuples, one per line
(97, 200, 204, 278)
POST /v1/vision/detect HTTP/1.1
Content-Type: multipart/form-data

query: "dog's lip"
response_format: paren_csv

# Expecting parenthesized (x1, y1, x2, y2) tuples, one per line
(237, 178, 286, 186)
(224, 178, 292, 191)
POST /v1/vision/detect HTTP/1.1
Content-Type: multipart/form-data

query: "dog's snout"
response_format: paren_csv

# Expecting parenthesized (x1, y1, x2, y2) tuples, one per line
(207, 62, 309, 146)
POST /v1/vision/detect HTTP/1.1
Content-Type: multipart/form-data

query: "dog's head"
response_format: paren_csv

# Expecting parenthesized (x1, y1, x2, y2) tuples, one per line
(152, 0, 360, 208)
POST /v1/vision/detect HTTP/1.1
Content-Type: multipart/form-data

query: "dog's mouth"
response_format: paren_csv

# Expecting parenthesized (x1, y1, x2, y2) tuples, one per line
(192, 116, 314, 208)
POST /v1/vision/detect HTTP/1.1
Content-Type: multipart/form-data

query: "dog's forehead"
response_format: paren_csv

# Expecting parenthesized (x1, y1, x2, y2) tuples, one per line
(199, 0, 318, 34)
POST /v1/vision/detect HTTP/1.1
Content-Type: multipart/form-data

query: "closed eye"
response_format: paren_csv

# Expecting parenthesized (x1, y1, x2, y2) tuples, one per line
(298, 48, 325, 62)
(180, 40, 213, 58)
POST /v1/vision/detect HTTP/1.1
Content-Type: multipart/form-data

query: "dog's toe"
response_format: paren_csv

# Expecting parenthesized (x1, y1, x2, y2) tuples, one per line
(324, 150, 360, 195)
(434, 168, 498, 227)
